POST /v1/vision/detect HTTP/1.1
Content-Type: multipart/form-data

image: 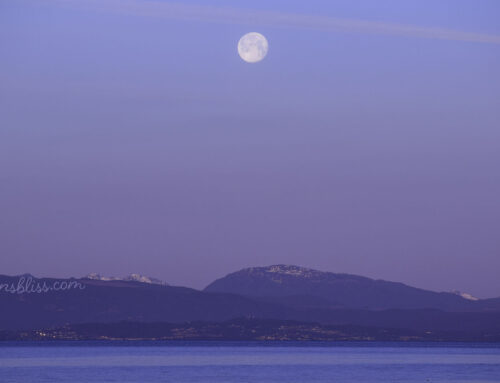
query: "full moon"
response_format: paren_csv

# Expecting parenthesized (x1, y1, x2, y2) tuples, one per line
(238, 32, 268, 63)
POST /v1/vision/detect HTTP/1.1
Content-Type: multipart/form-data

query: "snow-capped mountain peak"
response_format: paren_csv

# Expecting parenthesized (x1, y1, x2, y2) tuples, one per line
(247, 265, 323, 278)
(84, 273, 167, 286)
(267, 265, 315, 276)
(122, 274, 167, 285)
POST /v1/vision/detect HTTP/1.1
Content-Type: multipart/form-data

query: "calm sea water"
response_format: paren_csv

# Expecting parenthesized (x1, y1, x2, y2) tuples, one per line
(0, 341, 499, 383)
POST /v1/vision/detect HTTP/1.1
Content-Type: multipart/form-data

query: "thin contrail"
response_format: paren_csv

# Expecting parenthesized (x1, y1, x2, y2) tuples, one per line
(53, 0, 500, 45)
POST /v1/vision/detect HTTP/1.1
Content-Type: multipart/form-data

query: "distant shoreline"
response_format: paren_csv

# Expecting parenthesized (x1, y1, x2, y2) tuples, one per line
(2, 318, 499, 343)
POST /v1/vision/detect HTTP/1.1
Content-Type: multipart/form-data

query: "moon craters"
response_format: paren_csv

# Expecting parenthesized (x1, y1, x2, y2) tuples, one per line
(238, 32, 269, 63)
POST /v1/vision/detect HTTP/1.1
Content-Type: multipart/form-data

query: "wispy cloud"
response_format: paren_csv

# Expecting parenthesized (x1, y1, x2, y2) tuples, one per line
(55, 0, 500, 45)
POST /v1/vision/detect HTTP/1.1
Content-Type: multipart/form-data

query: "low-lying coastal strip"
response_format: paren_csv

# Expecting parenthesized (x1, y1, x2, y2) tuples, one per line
(2, 318, 499, 342)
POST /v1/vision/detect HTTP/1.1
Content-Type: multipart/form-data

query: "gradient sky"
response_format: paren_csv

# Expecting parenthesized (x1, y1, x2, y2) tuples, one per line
(1, 0, 499, 297)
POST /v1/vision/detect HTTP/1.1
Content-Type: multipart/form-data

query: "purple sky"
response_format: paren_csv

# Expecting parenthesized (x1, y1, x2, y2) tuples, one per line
(1, 0, 499, 298)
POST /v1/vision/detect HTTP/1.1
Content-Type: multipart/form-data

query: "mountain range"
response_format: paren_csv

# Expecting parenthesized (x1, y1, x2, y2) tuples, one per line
(204, 265, 498, 311)
(1, 265, 499, 339)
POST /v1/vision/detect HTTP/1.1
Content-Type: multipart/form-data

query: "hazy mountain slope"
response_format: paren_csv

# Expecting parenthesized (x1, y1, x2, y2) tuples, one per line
(0, 275, 292, 330)
(204, 265, 494, 311)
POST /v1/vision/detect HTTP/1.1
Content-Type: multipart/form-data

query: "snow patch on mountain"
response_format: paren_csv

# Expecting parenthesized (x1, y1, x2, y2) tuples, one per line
(247, 265, 327, 279)
(451, 290, 479, 301)
(85, 273, 167, 286)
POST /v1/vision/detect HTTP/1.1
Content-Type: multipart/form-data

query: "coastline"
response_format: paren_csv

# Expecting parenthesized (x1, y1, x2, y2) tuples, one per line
(2, 318, 499, 343)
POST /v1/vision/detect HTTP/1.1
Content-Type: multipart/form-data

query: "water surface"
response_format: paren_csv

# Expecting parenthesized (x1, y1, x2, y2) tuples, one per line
(1, 341, 499, 382)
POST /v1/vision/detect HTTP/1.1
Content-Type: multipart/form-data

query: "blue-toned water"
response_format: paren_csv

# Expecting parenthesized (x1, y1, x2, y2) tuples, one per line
(0, 341, 499, 382)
